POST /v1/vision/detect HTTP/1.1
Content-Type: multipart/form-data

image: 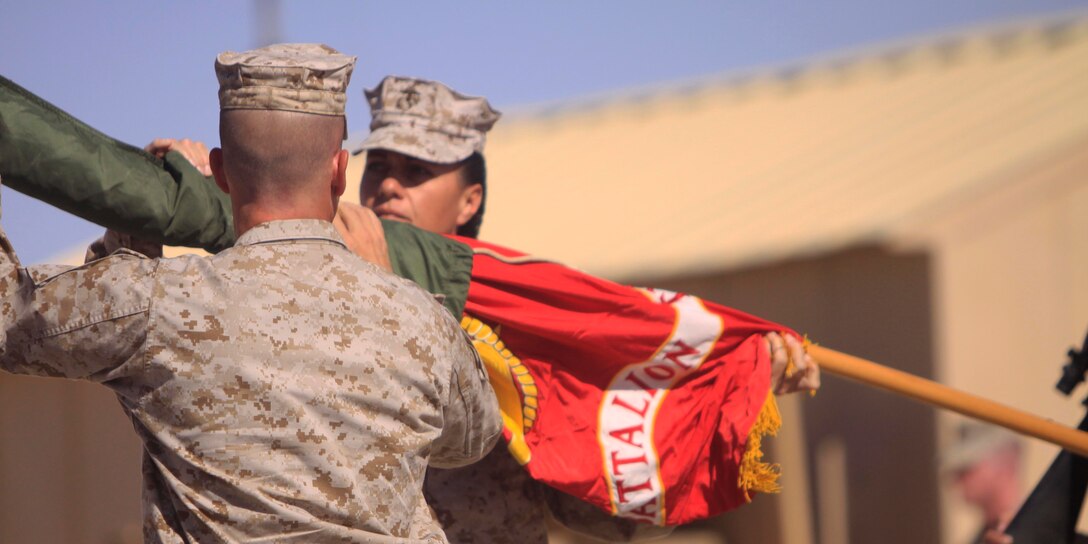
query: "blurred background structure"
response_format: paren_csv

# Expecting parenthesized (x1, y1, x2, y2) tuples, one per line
(2, 2, 1087, 543)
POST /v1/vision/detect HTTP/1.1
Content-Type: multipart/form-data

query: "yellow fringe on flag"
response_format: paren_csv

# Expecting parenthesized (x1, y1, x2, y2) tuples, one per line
(738, 391, 782, 501)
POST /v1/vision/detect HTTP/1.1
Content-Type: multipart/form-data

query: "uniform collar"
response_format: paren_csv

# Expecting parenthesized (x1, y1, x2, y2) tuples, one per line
(234, 219, 348, 249)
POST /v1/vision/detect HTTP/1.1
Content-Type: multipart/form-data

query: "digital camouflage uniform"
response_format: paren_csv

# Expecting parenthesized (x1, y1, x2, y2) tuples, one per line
(361, 78, 555, 544)
(355, 76, 501, 164)
(359, 77, 661, 544)
(0, 44, 501, 543)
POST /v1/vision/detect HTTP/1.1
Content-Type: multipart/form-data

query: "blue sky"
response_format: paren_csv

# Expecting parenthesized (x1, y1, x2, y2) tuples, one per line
(2, 0, 1086, 262)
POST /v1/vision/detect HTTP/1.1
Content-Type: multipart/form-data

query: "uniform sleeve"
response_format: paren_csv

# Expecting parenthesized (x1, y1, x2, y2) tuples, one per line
(0, 77, 485, 310)
(0, 192, 155, 381)
(0, 75, 236, 253)
(430, 329, 502, 469)
(542, 486, 675, 541)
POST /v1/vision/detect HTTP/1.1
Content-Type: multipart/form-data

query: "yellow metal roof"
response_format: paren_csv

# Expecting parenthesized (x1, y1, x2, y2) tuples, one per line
(434, 14, 1088, 280)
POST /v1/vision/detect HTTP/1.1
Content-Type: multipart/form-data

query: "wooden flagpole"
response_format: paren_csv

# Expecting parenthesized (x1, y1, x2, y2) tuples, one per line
(808, 345, 1088, 458)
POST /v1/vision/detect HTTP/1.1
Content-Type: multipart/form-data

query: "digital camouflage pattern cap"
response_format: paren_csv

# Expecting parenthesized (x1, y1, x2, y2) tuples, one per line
(215, 43, 356, 116)
(356, 76, 501, 164)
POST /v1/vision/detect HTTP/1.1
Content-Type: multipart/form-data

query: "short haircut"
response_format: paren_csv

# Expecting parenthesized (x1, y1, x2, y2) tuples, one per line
(456, 152, 486, 238)
(219, 110, 344, 197)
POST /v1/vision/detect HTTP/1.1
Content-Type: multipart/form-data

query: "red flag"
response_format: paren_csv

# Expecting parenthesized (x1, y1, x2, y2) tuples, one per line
(456, 237, 793, 526)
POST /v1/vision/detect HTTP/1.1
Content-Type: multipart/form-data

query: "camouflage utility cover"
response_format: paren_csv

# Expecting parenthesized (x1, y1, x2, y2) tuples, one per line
(356, 76, 501, 164)
(0, 217, 500, 543)
(216, 43, 356, 116)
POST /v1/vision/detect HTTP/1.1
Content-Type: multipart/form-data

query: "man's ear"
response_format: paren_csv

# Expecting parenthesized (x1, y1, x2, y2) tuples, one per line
(455, 183, 483, 227)
(332, 149, 348, 198)
(209, 148, 229, 195)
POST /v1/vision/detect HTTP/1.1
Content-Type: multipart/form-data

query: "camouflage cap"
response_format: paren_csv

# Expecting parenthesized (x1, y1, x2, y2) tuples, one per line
(355, 76, 501, 164)
(215, 43, 356, 116)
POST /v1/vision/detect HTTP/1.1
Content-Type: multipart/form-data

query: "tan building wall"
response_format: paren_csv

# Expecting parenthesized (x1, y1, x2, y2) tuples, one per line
(901, 139, 1088, 542)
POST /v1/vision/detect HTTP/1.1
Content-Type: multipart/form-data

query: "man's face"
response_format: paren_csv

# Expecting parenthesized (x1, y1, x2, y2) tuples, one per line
(360, 150, 474, 235)
(951, 445, 1018, 510)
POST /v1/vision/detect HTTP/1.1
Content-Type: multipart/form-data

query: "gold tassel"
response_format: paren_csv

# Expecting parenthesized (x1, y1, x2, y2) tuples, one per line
(738, 392, 782, 501)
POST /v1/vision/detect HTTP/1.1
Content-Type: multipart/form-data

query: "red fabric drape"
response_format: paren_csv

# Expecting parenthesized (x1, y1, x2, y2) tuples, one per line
(456, 237, 793, 526)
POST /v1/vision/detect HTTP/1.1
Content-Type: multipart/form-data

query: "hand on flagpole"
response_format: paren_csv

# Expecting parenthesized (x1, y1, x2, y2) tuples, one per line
(334, 202, 393, 273)
(766, 332, 820, 395)
(85, 229, 163, 262)
(144, 138, 212, 177)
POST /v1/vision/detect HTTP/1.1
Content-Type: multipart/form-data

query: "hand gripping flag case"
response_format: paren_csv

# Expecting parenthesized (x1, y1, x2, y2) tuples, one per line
(455, 237, 794, 527)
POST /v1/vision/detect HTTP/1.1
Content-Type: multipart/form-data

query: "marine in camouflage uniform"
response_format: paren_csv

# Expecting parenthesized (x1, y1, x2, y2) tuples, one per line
(356, 76, 666, 544)
(0, 70, 663, 541)
(357, 77, 554, 544)
(0, 45, 500, 543)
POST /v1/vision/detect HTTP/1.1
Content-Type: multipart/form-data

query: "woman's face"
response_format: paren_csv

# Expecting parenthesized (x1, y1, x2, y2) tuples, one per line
(360, 150, 480, 235)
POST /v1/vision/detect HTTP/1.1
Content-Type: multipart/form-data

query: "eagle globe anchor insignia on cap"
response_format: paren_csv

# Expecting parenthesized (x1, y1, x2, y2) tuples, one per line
(214, 43, 356, 117)
(355, 76, 502, 164)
